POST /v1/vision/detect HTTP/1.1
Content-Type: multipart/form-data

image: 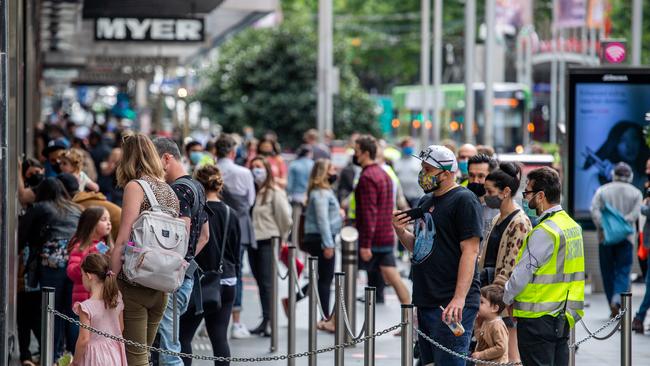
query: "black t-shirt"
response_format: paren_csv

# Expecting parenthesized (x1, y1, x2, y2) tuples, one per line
(196, 201, 241, 279)
(484, 209, 520, 268)
(412, 186, 483, 309)
(172, 176, 208, 259)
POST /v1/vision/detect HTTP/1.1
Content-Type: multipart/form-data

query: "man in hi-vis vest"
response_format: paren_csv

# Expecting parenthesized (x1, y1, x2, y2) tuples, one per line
(504, 167, 585, 366)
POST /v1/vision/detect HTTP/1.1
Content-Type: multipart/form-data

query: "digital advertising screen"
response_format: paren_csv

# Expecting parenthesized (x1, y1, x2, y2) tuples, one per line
(568, 68, 650, 221)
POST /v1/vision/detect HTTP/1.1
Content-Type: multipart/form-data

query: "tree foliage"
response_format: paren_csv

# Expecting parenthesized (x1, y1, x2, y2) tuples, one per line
(196, 19, 379, 148)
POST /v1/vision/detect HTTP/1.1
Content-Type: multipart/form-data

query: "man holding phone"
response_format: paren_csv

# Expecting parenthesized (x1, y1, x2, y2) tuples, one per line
(392, 145, 482, 366)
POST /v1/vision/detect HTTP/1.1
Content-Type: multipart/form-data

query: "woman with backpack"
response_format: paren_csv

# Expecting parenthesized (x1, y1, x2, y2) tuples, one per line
(179, 165, 241, 365)
(109, 133, 181, 366)
(19, 177, 82, 360)
(249, 156, 292, 336)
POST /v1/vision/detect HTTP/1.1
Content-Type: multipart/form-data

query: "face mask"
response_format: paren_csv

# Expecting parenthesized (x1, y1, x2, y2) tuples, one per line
(252, 168, 267, 185)
(467, 182, 486, 197)
(190, 151, 203, 165)
(402, 146, 414, 156)
(418, 170, 444, 193)
(328, 174, 338, 185)
(259, 151, 273, 157)
(522, 198, 538, 220)
(459, 160, 469, 175)
(484, 194, 503, 209)
(51, 162, 61, 174)
(26, 173, 44, 188)
(352, 155, 361, 167)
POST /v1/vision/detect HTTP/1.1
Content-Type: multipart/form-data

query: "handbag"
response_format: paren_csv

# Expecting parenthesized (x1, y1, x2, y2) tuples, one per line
(601, 202, 634, 246)
(201, 206, 231, 311)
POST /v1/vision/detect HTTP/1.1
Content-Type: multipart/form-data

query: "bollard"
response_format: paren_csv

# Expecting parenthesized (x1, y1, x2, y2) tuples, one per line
(334, 272, 346, 366)
(270, 236, 280, 352)
(568, 326, 575, 366)
(364, 287, 376, 366)
(41, 287, 55, 366)
(287, 246, 297, 366)
(620, 292, 632, 366)
(308, 257, 319, 366)
(341, 227, 359, 344)
(401, 304, 414, 366)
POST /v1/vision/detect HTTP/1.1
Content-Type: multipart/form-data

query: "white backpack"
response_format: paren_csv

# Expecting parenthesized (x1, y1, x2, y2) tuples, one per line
(122, 179, 189, 292)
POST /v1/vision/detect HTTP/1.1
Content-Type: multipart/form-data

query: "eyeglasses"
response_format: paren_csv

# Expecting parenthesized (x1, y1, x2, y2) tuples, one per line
(522, 190, 541, 198)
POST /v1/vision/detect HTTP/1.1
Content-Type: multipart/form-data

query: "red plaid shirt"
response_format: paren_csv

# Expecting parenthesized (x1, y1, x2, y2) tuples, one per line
(355, 163, 395, 249)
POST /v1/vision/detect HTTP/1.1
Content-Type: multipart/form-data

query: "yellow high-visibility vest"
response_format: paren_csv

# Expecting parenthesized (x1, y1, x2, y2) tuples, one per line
(513, 210, 585, 328)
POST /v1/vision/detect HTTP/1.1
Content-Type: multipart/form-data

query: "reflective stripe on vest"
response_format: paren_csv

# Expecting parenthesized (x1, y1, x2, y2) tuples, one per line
(513, 210, 585, 327)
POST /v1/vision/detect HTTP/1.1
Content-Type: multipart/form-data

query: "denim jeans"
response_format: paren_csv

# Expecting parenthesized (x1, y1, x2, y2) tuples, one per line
(233, 245, 247, 311)
(636, 254, 650, 321)
(157, 276, 194, 365)
(599, 240, 633, 306)
(417, 305, 478, 366)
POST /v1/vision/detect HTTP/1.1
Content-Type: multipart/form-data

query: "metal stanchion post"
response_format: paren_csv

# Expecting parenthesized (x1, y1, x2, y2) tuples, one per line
(270, 237, 280, 352)
(308, 257, 319, 366)
(41, 287, 55, 366)
(364, 287, 376, 366)
(621, 292, 632, 366)
(568, 326, 576, 366)
(341, 227, 359, 344)
(287, 246, 297, 366)
(401, 304, 414, 366)
(335, 272, 346, 366)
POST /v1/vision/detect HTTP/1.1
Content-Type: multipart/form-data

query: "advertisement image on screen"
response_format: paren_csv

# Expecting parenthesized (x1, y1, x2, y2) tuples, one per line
(569, 69, 650, 220)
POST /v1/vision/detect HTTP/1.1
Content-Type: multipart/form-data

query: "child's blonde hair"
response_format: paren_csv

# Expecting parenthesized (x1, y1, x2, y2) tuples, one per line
(60, 148, 85, 173)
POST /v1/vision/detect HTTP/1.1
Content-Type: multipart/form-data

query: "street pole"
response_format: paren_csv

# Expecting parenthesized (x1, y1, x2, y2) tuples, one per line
(464, 0, 475, 144)
(558, 30, 566, 139)
(550, 27, 558, 144)
(632, 0, 642, 66)
(432, 0, 442, 143)
(483, 0, 495, 147)
(420, 0, 431, 149)
(317, 0, 333, 143)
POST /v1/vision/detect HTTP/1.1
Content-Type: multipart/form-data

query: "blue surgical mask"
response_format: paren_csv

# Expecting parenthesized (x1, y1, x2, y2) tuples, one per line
(522, 199, 538, 226)
(190, 151, 203, 165)
(402, 146, 414, 157)
(459, 160, 469, 175)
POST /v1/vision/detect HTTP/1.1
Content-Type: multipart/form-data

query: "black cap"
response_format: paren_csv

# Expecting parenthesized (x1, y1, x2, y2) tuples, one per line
(56, 173, 79, 196)
(42, 138, 69, 157)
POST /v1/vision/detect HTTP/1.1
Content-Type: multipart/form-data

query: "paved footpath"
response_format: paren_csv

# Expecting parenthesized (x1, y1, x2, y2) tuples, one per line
(190, 276, 650, 365)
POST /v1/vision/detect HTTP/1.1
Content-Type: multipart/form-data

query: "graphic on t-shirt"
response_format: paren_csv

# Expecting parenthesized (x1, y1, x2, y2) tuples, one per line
(413, 212, 436, 263)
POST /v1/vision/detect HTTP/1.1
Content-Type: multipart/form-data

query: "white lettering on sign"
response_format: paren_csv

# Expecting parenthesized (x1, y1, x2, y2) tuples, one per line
(95, 17, 204, 42)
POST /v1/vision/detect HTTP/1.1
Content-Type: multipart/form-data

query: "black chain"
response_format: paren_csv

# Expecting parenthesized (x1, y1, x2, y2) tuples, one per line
(48, 306, 403, 362)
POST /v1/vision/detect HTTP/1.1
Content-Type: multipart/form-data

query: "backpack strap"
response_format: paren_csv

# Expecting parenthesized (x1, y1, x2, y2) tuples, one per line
(135, 179, 161, 209)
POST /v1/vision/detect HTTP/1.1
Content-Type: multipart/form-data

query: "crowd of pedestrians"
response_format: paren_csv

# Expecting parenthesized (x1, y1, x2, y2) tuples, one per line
(18, 118, 650, 366)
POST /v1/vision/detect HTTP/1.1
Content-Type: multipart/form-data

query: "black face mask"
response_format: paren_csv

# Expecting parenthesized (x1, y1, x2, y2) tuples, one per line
(52, 163, 61, 174)
(467, 182, 486, 197)
(259, 151, 273, 157)
(25, 173, 44, 188)
(352, 155, 360, 167)
(328, 174, 338, 185)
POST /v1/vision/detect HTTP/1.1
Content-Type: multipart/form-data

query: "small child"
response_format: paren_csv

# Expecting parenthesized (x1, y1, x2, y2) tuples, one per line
(67, 207, 113, 305)
(471, 284, 509, 363)
(59, 148, 99, 192)
(71, 253, 126, 366)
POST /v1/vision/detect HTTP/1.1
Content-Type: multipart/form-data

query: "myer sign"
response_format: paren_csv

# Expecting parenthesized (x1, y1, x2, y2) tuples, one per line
(95, 17, 204, 42)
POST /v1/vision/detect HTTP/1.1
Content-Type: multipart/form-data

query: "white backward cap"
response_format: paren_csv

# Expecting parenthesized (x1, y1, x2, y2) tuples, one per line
(413, 145, 458, 172)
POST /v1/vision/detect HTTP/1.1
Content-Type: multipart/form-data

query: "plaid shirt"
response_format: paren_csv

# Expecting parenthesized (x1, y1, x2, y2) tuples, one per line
(355, 163, 395, 249)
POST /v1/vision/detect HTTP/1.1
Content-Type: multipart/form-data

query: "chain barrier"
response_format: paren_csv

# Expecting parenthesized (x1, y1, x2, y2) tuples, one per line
(337, 283, 366, 340)
(571, 309, 626, 348)
(415, 308, 628, 366)
(415, 328, 523, 366)
(49, 306, 402, 362)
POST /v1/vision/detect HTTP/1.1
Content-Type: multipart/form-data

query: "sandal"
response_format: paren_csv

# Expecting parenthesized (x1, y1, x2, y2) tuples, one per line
(317, 320, 335, 333)
(21, 361, 36, 366)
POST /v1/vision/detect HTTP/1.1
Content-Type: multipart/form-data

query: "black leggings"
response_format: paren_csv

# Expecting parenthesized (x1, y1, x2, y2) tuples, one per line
(179, 285, 236, 366)
(248, 240, 274, 320)
(295, 234, 336, 317)
(17, 291, 41, 361)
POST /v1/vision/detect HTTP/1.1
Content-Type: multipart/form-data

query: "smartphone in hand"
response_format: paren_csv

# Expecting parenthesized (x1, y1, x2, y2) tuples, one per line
(396, 207, 424, 221)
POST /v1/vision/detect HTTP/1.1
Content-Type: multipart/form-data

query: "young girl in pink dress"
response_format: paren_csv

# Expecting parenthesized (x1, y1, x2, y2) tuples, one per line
(71, 253, 126, 366)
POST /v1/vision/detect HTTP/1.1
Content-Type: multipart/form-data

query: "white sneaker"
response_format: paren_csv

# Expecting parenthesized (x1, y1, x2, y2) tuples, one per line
(230, 322, 251, 339)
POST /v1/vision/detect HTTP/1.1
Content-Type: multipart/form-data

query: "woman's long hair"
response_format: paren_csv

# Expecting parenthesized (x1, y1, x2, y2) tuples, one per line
(307, 159, 332, 196)
(116, 132, 165, 187)
(68, 207, 114, 253)
(251, 156, 275, 204)
(35, 177, 81, 214)
(81, 253, 119, 309)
